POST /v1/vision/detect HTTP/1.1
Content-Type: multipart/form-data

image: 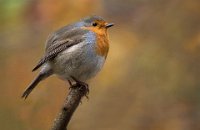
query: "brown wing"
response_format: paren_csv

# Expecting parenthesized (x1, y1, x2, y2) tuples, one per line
(32, 26, 89, 72)
(45, 25, 88, 51)
(32, 38, 84, 71)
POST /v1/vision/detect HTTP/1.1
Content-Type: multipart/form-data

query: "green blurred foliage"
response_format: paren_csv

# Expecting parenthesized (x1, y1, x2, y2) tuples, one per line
(1, 0, 200, 130)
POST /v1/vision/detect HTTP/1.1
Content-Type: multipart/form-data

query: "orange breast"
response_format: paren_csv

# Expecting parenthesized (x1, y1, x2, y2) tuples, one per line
(82, 26, 109, 58)
(95, 33, 109, 57)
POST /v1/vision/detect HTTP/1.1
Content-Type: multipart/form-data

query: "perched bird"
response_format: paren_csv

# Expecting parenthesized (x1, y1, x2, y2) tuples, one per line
(22, 15, 114, 99)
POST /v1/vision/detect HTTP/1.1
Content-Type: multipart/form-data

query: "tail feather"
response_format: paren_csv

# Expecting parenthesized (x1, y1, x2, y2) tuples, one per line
(22, 71, 52, 99)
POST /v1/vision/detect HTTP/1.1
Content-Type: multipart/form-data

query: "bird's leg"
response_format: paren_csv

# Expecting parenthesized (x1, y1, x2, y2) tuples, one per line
(68, 80, 73, 89)
(68, 79, 78, 90)
(68, 80, 73, 86)
(71, 76, 89, 90)
(71, 76, 89, 97)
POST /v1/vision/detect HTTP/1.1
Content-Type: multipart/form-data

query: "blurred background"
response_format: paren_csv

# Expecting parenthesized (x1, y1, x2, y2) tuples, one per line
(1, 0, 200, 130)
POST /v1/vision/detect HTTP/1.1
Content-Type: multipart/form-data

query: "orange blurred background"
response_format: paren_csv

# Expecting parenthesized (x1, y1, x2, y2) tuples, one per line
(1, 0, 200, 130)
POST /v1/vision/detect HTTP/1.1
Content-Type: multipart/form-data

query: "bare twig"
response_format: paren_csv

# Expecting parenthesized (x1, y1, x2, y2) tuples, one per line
(51, 84, 88, 130)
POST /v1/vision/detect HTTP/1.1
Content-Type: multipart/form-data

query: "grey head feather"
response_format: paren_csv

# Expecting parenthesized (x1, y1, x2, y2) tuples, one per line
(82, 15, 105, 23)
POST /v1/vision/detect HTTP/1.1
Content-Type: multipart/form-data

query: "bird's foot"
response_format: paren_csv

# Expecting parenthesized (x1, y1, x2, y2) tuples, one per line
(70, 77, 89, 99)
(75, 81, 89, 99)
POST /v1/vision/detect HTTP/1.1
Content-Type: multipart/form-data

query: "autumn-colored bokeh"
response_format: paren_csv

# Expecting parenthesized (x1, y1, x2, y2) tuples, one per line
(1, 0, 200, 130)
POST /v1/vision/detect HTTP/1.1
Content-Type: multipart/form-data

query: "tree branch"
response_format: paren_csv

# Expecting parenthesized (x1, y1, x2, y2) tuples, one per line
(51, 84, 88, 130)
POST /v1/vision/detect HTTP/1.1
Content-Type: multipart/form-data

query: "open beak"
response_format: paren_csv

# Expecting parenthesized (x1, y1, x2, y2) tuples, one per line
(105, 23, 114, 28)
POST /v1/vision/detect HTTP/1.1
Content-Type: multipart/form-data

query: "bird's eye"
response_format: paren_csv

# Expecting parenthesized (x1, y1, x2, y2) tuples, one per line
(92, 22, 98, 27)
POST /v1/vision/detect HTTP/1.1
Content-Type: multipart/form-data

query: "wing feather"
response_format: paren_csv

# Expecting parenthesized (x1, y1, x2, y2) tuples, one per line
(32, 38, 83, 71)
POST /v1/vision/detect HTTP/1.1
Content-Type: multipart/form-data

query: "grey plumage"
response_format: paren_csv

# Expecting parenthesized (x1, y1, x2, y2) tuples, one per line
(32, 38, 84, 71)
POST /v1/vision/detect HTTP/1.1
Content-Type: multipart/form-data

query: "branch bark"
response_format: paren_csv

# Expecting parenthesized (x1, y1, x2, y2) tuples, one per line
(51, 84, 88, 130)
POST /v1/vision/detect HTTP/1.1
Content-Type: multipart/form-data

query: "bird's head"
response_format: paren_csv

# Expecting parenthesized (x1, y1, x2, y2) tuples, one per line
(81, 15, 114, 34)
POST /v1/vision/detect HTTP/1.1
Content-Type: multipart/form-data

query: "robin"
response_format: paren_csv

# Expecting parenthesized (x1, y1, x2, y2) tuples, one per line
(22, 15, 114, 99)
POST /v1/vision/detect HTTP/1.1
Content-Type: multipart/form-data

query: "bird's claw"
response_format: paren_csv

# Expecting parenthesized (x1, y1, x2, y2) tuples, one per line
(76, 82, 89, 99)
(69, 82, 89, 99)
